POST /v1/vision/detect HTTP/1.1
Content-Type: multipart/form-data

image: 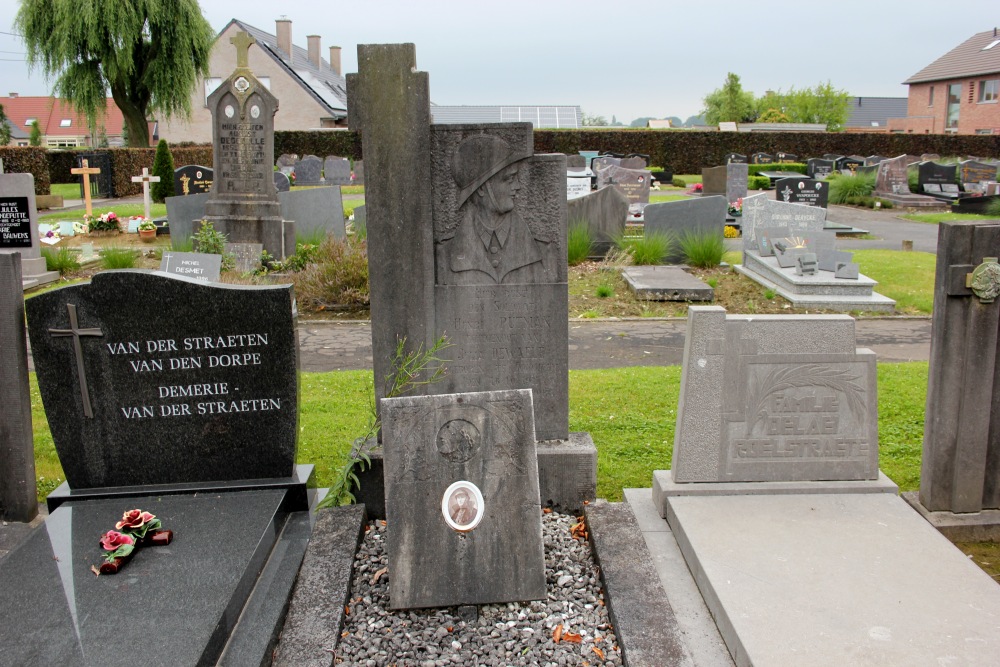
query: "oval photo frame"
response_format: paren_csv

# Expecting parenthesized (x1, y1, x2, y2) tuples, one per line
(441, 480, 484, 532)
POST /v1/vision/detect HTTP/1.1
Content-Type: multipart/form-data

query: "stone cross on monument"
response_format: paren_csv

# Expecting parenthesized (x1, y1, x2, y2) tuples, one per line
(48, 303, 103, 418)
(231, 31, 254, 69)
(70, 159, 101, 217)
(131, 167, 161, 220)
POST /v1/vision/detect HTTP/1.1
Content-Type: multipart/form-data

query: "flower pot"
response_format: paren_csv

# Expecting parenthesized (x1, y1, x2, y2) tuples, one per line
(139, 229, 157, 243)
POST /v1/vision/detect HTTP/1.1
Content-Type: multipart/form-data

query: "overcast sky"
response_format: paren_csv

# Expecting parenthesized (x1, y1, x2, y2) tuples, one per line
(1, 1, 995, 123)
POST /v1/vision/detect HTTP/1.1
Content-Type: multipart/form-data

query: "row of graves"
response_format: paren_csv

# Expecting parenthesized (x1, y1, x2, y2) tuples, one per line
(275, 153, 363, 186)
(566, 152, 658, 219)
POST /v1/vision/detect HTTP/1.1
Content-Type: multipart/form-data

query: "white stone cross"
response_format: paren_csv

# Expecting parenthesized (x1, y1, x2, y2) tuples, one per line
(131, 167, 161, 221)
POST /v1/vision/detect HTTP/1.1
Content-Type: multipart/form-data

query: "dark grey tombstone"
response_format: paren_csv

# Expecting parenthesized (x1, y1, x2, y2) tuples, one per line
(959, 160, 998, 185)
(750, 152, 774, 164)
(0, 253, 37, 522)
(596, 164, 652, 212)
(620, 156, 647, 169)
(323, 156, 352, 185)
(920, 222, 1000, 513)
(807, 158, 835, 180)
(874, 155, 911, 196)
(823, 154, 844, 161)
(353, 159, 365, 185)
(702, 165, 727, 196)
(158, 250, 222, 282)
(25, 271, 298, 488)
(856, 165, 879, 177)
(643, 196, 727, 264)
(776, 152, 798, 163)
(592, 156, 622, 173)
(740, 193, 827, 258)
(776, 178, 829, 208)
(202, 32, 293, 259)
(566, 185, 629, 255)
(725, 153, 748, 164)
(164, 191, 212, 245)
(566, 155, 587, 169)
(727, 162, 749, 202)
(865, 155, 888, 166)
(352, 204, 366, 237)
(273, 170, 290, 192)
(918, 161, 958, 189)
(835, 156, 864, 174)
(225, 242, 263, 273)
(276, 153, 297, 176)
(173, 165, 213, 196)
(0, 173, 59, 288)
(382, 389, 546, 609)
(277, 185, 346, 240)
(294, 155, 323, 185)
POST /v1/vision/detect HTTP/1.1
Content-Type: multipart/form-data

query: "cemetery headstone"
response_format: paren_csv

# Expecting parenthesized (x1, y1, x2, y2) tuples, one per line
(131, 167, 161, 220)
(70, 159, 101, 217)
(807, 158, 835, 180)
(917, 161, 958, 190)
(294, 155, 323, 185)
(159, 250, 222, 283)
(835, 156, 864, 174)
(566, 186, 628, 255)
(596, 164, 652, 213)
(776, 177, 828, 208)
(0, 253, 38, 521)
(959, 160, 997, 186)
(874, 156, 911, 196)
(619, 156, 647, 169)
(702, 165, 727, 196)
(174, 165, 214, 196)
(727, 162, 749, 203)
(225, 242, 264, 273)
(352, 204, 366, 237)
(725, 153, 748, 164)
(382, 389, 546, 609)
(644, 196, 726, 264)
(670, 305, 879, 482)
(865, 155, 888, 166)
(276, 153, 298, 176)
(740, 193, 827, 258)
(566, 174, 591, 200)
(323, 156, 352, 185)
(751, 152, 774, 164)
(202, 31, 294, 259)
(566, 155, 587, 170)
(776, 152, 798, 163)
(353, 159, 365, 185)
(0, 173, 59, 288)
(273, 170, 291, 192)
(278, 186, 346, 240)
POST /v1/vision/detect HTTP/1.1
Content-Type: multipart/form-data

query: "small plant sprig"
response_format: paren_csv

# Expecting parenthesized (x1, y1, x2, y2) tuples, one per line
(317, 335, 451, 509)
(193, 220, 236, 272)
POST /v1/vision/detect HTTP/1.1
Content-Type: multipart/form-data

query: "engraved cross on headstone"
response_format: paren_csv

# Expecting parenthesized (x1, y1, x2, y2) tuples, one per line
(49, 303, 103, 418)
(131, 167, 161, 221)
(231, 31, 255, 69)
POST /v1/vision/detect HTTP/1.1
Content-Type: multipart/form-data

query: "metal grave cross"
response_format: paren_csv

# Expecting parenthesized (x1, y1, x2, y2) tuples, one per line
(131, 167, 161, 221)
(70, 159, 102, 217)
(48, 303, 104, 418)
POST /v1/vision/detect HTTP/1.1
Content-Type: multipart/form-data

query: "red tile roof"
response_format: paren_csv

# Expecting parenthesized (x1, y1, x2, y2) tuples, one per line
(0, 96, 126, 137)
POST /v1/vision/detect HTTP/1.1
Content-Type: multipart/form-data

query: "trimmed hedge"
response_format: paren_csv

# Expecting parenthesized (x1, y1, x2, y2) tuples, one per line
(0, 147, 50, 194)
(747, 162, 806, 175)
(274, 131, 362, 162)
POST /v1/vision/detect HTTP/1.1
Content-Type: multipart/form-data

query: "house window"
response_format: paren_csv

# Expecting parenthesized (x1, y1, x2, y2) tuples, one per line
(24, 117, 36, 126)
(975, 129, 994, 135)
(947, 83, 961, 128)
(928, 86, 934, 106)
(978, 79, 999, 103)
(59, 119, 72, 127)
(204, 77, 222, 105)
(46, 138, 79, 148)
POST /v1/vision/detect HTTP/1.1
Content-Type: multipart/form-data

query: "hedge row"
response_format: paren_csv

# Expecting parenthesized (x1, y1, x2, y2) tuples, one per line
(273, 131, 362, 162)
(747, 163, 807, 175)
(45, 146, 214, 196)
(0, 147, 50, 195)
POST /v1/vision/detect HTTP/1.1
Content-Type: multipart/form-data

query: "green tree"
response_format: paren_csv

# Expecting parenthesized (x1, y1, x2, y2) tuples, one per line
(757, 108, 791, 123)
(582, 112, 609, 126)
(29, 120, 41, 146)
(781, 82, 851, 132)
(0, 104, 10, 145)
(702, 73, 756, 125)
(16, 0, 214, 148)
(150, 139, 175, 202)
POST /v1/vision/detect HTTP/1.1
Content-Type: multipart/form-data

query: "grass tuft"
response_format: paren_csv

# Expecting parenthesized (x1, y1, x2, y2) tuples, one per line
(678, 230, 725, 268)
(617, 231, 670, 265)
(567, 221, 594, 266)
(99, 247, 138, 269)
(41, 247, 81, 274)
(828, 172, 876, 204)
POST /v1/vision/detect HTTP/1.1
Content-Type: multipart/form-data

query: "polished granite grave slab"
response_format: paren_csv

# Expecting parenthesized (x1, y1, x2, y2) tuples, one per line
(0, 489, 295, 667)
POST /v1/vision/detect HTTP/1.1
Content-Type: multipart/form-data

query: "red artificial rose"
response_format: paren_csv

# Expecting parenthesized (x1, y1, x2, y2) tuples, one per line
(116, 509, 155, 530)
(100, 530, 135, 552)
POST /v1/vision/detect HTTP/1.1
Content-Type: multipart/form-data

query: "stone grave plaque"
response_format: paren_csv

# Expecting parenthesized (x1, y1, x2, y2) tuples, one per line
(273, 170, 291, 192)
(323, 156, 352, 185)
(702, 165, 727, 196)
(294, 155, 323, 185)
(567, 176, 591, 200)
(159, 251, 222, 282)
(24, 271, 299, 489)
(670, 306, 879, 483)
(959, 160, 997, 185)
(836, 156, 864, 174)
(0, 196, 31, 248)
(777, 152, 798, 163)
(0, 173, 59, 286)
(174, 165, 213, 196)
(727, 162, 748, 202)
(725, 153, 748, 164)
(225, 242, 263, 273)
(807, 158, 835, 179)
(917, 161, 957, 189)
(382, 389, 546, 609)
(740, 193, 827, 257)
(817, 248, 855, 273)
(751, 152, 774, 164)
(596, 164, 651, 211)
(874, 155, 911, 195)
(776, 178, 829, 208)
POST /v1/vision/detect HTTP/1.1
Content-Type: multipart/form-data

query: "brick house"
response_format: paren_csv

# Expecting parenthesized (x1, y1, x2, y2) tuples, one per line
(157, 18, 348, 144)
(888, 29, 1000, 135)
(0, 94, 128, 147)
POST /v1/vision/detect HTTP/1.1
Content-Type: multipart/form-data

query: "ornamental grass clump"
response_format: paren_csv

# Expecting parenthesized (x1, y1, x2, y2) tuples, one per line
(41, 246, 80, 274)
(99, 247, 138, 269)
(567, 221, 593, 266)
(828, 172, 876, 204)
(616, 231, 670, 266)
(679, 230, 726, 268)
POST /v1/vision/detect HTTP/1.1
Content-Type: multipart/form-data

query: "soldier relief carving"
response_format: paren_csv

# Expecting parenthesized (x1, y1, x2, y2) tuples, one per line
(436, 135, 557, 285)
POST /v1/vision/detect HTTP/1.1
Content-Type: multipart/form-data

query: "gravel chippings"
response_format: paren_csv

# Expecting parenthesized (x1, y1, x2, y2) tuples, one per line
(335, 511, 623, 667)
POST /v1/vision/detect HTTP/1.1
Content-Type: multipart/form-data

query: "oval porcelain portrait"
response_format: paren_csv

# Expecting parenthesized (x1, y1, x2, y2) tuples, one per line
(441, 481, 484, 532)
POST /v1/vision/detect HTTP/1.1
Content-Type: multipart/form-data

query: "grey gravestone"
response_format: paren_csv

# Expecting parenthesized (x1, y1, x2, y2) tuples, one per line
(173, 165, 213, 196)
(25, 271, 299, 489)
(796, 253, 818, 276)
(751, 152, 774, 164)
(276, 153, 297, 176)
(225, 242, 263, 273)
(203, 32, 293, 259)
(740, 193, 827, 257)
(725, 153, 748, 164)
(592, 156, 622, 173)
(918, 161, 958, 188)
(727, 162, 748, 203)
(596, 164, 652, 212)
(273, 170, 290, 192)
(807, 158, 835, 179)
(382, 389, 545, 609)
(0, 173, 59, 288)
(0, 254, 37, 521)
(353, 159, 365, 185)
(278, 186, 346, 240)
(834, 263, 860, 280)
(643, 196, 726, 264)
(776, 178, 829, 208)
(159, 250, 222, 282)
(352, 204, 366, 237)
(566, 185, 629, 255)
(294, 155, 323, 185)
(620, 156, 647, 169)
(817, 249, 855, 273)
(776, 152, 798, 163)
(670, 305, 879, 483)
(921, 153, 941, 162)
(702, 165, 727, 196)
(959, 160, 997, 185)
(323, 156, 352, 185)
(164, 192, 211, 244)
(874, 155, 911, 196)
(920, 222, 1000, 514)
(865, 155, 888, 166)
(566, 155, 587, 169)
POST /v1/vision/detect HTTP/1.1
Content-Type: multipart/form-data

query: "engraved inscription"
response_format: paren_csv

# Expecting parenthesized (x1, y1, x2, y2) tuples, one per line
(217, 108, 268, 193)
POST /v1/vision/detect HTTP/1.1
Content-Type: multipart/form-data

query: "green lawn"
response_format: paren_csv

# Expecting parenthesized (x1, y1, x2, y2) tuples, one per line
(39, 202, 168, 223)
(648, 194, 691, 204)
(49, 183, 81, 199)
(853, 249, 936, 314)
(29, 362, 930, 503)
(900, 212, 993, 224)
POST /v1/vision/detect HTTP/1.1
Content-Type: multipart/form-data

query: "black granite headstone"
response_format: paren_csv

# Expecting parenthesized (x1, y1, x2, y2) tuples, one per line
(751, 152, 774, 164)
(836, 156, 864, 174)
(724, 153, 748, 164)
(807, 158, 835, 179)
(776, 177, 829, 208)
(25, 271, 299, 489)
(0, 196, 31, 248)
(173, 165, 214, 196)
(776, 152, 798, 163)
(959, 160, 998, 185)
(918, 161, 957, 188)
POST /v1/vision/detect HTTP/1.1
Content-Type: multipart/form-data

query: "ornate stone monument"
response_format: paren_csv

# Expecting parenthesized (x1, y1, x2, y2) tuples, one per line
(202, 32, 294, 259)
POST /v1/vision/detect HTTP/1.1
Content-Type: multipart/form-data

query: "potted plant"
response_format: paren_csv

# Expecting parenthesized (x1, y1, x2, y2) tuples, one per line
(137, 219, 157, 242)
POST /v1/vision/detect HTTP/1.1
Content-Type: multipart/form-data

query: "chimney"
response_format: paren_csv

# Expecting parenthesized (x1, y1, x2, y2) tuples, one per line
(307, 35, 321, 68)
(276, 18, 292, 59)
(8, 92, 17, 98)
(329, 46, 342, 76)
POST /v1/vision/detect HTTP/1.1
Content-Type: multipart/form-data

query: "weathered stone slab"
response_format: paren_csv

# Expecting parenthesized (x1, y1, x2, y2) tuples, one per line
(173, 164, 213, 196)
(295, 155, 323, 185)
(701, 165, 726, 196)
(0, 173, 59, 287)
(273, 171, 290, 193)
(25, 271, 299, 489)
(165, 191, 212, 243)
(382, 389, 545, 609)
(622, 266, 713, 301)
(671, 306, 879, 483)
(277, 185, 344, 240)
(225, 242, 263, 273)
(159, 250, 222, 283)
(323, 156, 352, 185)
(566, 185, 628, 254)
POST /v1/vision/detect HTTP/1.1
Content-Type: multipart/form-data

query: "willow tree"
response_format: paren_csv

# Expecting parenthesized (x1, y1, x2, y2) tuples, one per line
(16, 0, 215, 148)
